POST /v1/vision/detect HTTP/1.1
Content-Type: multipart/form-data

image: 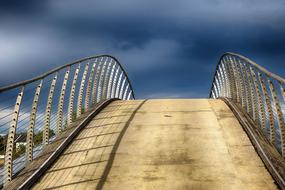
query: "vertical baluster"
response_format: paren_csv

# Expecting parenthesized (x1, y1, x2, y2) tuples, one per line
(127, 90, 132, 100)
(258, 73, 275, 143)
(281, 83, 285, 102)
(213, 83, 219, 97)
(77, 63, 89, 118)
(244, 64, 257, 120)
(85, 61, 96, 111)
(217, 69, 225, 97)
(225, 56, 236, 101)
(221, 60, 231, 98)
(4, 87, 24, 185)
(107, 63, 116, 99)
(67, 65, 80, 126)
(239, 62, 251, 113)
(97, 57, 108, 102)
(219, 65, 227, 97)
(26, 80, 43, 164)
(212, 90, 216, 99)
(111, 66, 120, 98)
(233, 57, 244, 106)
(215, 76, 221, 97)
(119, 77, 127, 99)
(250, 67, 266, 131)
(43, 74, 58, 146)
(268, 79, 285, 157)
(56, 69, 70, 134)
(123, 84, 130, 100)
(92, 58, 102, 105)
(102, 59, 112, 99)
(115, 72, 123, 98)
(229, 56, 239, 103)
(221, 62, 230, 97)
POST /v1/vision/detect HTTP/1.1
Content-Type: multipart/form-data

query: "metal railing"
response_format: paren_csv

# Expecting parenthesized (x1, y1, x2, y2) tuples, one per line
(0, 55, 135, 187)
(210, 52, 285, 159)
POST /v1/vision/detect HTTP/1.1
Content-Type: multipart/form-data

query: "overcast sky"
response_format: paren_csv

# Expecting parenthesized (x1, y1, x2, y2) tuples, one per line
(0, 0, 284, 98)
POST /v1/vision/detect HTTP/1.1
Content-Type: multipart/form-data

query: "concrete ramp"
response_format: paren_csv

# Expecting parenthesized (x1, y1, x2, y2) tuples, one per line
(33, 99, 277, 190)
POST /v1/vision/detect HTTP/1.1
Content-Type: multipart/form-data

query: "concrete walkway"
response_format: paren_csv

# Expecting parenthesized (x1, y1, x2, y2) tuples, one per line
(33, 99, 277, 190)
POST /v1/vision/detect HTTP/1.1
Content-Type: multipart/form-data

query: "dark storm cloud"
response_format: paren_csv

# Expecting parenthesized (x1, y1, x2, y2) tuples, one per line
(0, 0, 284, 98)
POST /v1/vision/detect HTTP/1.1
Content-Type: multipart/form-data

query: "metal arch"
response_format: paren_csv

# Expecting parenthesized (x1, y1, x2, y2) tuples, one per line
(56, 68, 70, 134)
(26, 80, 43, 164)
(43, 74, 58, 146)
(4, 87, 24, 185)
(77, 63, 90, 118)
(85, 61, 96, 110)
(67, 65, 81, 126)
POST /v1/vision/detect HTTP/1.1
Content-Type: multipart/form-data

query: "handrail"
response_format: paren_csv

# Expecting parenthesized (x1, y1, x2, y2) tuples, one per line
(210, 52, 285, 189)
(210, 52, 285, 156)
(0, 54, 135, 98)
(0, 54, 135, 187)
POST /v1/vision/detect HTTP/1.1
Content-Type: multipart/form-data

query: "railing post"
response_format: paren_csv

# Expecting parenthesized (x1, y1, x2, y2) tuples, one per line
(244, 64, 258, 121)
(43, 74, 58, 146)
(119, 77, 127, 99)
(250, 66, 266, 131)
(218, 65, 227, 97)
(225, 56, 237, 101)
(85, 61, 96, 111)
(107, 63, 116, 99)
(111, 66, 120, 98)
(123, 84, 130, 100)
(214, 76, 221, 97)
(221, 61, 231, 98)
(102, 59, 112, 100)
(77, 63, 89, 118)
(268, 79, 285, 157)
(26, 80, 43, 164)
(239, 62, 252, 113)
(97, 57, 108, 102)
(258, 73, 275, 143)
(232, 57, 245, 107)
(67, 65, 80, 126)
(4, 87, 24, 185)
(116, 72, 123, 98)
(92, 58, 102, 105)
(127, 90, 132, 100)
(56, 69, 70, 134)
(229, 56, 239, 102)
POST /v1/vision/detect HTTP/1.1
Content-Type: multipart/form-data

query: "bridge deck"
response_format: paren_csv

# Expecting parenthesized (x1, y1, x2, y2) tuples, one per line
(33, 99, 277, 190)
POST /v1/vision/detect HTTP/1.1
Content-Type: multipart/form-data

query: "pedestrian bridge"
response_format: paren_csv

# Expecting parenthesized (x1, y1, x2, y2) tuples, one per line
(0, 53, 284, 189)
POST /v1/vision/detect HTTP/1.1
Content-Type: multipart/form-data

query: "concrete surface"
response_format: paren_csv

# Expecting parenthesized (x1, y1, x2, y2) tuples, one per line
(33, 99, 277, 190)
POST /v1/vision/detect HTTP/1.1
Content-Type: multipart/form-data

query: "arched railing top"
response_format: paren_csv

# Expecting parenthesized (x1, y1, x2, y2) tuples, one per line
(225, 52, 285, 84)
(0, 54, 135, 98)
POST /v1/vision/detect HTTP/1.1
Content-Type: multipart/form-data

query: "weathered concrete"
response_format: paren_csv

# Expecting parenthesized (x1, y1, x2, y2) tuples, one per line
(33, 99, 277, 190)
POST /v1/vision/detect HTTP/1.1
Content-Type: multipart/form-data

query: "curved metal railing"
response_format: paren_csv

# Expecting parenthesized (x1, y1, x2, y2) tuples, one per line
(0, 55, 135, 186)
(210, 52, 285, 159)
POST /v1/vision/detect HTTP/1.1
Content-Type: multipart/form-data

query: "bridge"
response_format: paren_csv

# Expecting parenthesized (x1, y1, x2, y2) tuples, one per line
(0, 53, 284, 190)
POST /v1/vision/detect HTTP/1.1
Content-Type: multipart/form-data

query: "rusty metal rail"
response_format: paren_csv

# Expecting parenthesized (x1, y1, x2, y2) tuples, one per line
(0, 55, 135, 187)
